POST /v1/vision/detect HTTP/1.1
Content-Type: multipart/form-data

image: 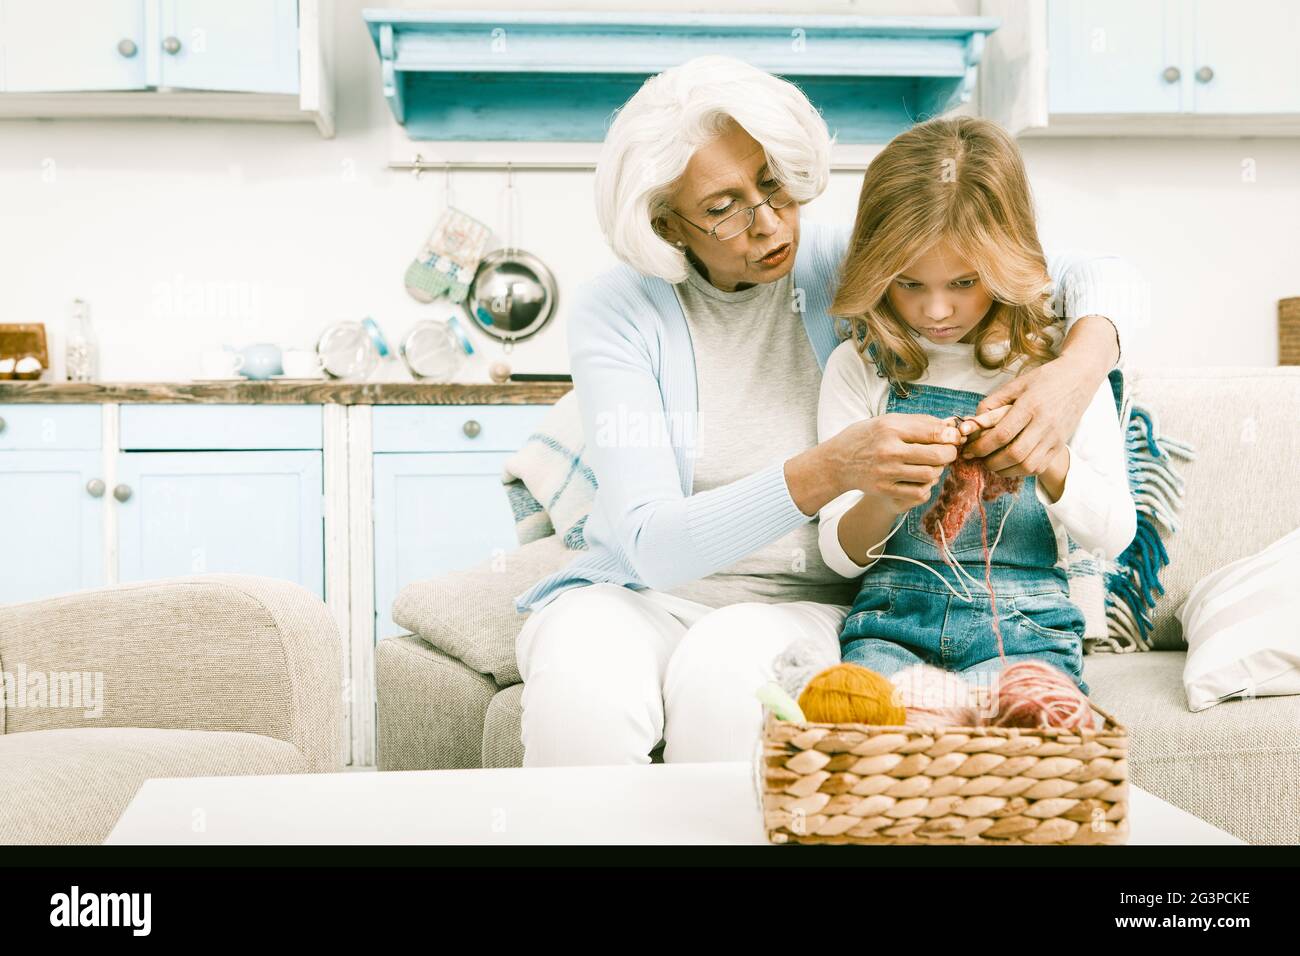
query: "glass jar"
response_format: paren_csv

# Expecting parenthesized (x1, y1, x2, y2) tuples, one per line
(400, 316, 473, 380)
(316, 319, 389, 379)
(66, 298, 98, 381)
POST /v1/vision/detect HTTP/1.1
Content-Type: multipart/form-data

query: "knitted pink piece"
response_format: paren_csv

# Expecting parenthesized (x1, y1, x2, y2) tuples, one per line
(920, 434, 1096, 728)
(922, 452, 1022, 662)
(922, 454, 1023, 549)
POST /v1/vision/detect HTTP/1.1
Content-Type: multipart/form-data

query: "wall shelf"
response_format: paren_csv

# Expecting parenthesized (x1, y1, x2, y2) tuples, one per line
(362, 9, 999, 144)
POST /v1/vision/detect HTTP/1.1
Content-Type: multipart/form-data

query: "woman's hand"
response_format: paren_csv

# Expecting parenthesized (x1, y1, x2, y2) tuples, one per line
(959, 313, 1118, 478)
(829, 413, 964, 512)
(957, 356, 1103, 478)
(959, 405, 1068, 493)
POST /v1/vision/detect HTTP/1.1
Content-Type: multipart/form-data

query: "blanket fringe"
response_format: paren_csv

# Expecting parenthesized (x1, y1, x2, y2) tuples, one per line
(1099, 398, 1195, 651)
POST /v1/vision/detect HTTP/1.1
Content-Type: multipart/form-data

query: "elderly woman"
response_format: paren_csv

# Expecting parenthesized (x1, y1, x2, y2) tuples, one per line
(513, 55, 1138, 767)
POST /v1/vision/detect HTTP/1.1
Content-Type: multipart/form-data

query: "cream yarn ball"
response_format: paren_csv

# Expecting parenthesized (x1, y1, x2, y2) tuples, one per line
(889, 663, 984, 730)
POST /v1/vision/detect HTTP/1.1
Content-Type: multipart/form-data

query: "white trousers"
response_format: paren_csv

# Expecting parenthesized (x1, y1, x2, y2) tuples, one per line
(515, 582, 850, 767)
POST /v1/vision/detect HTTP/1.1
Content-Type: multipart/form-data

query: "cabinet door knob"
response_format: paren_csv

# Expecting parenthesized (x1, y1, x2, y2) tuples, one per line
(1196, 65, 1214, 83)
(86, 479, 106, 498)
(113, 484, 133, 503)
(1161, 65, 1181, 83)
(463, 419, 482, 438)
(117, 38, 138, 58)
(162, 35, 182, 55)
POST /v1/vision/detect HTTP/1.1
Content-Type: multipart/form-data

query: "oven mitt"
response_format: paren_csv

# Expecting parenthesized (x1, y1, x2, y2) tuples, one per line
(404, 207, 492, 304)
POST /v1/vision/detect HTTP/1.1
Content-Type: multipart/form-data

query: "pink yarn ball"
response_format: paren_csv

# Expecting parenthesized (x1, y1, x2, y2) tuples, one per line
(890, 664, 983, 730)
(987, 659, 1098, 731)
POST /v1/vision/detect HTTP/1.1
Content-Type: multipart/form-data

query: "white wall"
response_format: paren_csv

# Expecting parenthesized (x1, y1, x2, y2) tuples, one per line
(1, 0, 1296, 380)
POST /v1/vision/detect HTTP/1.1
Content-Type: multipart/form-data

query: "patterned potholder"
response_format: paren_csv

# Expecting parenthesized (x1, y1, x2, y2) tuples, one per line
(404, 206, 491, 304)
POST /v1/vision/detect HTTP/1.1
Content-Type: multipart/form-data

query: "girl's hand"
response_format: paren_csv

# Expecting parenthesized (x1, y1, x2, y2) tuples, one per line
(955, 405, 1013, 444)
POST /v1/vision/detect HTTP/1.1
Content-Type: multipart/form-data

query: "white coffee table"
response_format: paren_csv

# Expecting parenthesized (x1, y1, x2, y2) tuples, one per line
(103, 761, 1247, 845)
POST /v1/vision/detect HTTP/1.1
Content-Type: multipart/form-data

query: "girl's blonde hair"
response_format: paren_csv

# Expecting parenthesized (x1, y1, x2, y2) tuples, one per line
(830, 116, 1058, 391)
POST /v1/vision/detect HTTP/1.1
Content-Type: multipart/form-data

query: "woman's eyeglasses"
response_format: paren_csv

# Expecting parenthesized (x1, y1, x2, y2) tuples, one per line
(669, 186, 794, 242)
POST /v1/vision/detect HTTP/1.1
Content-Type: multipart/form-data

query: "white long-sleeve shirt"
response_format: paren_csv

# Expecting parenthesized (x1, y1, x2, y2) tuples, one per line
(816, 325, 1138, 579)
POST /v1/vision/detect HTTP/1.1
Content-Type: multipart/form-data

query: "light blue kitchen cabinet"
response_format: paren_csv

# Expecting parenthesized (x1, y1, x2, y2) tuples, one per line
(1191, 0, 1300, 114)
(372, 452, 520, 642)
(0, 0, 148, 92)
(115, 450, 324, 596)
(0, 450, 106, 603)
(371, 404, 551, 642)
(983, 0, 1300, 134)
(155, 0, 299, 95)
(0, 0, 298, 95)
(1047, 0, 1183, 114)
(0, 404, 105, 603)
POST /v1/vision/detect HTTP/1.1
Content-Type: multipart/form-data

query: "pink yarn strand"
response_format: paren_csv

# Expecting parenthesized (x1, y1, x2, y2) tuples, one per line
(920, 422, 1096, 731)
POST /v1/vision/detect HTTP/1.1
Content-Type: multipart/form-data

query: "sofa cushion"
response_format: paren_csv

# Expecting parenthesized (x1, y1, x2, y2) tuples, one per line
(1082, 650, 1300, 844)
(1179, 525, 1300, 712)
(482, 683, 525, 769)
(392, 534, 573, 685)
(0, 726, 307, 844)
(1126, 368, 1300, 649)
(376, 635, 496, 772)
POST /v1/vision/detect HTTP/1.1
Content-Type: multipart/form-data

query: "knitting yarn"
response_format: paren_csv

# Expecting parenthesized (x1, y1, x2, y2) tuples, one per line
(771, 635, 839, 702)
(889, 663, 983, 730)
(987, 659, 1097, 731)
(798, 663, 907, 726)
(922, 426, 1023, 667)
(922, 453, 1022, 548)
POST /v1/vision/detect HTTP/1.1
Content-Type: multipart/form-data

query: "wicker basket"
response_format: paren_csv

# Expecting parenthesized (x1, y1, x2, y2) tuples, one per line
(1280, 297, 1300, 366)
(757, 700, 1129, 846)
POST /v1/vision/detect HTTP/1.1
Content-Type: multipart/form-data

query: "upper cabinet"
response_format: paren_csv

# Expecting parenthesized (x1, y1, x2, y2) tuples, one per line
(982, 0, 1300, 135)
(0, 0, 334, 135)
(152, 0, 300, 95)
(364, 9, 1000, 159)
(1, 0, 149, 92)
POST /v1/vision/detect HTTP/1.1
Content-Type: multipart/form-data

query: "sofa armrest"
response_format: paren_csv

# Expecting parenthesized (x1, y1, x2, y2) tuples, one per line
(0, 574, 343, 772)
(391, 534, 574, 686)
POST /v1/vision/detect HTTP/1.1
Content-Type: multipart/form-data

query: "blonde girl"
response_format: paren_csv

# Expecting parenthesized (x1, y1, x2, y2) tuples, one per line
(817, 116, 1137, 695)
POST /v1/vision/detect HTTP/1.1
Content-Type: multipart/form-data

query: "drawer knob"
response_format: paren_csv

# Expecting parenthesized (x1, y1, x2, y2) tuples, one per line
(86, 479, 106, 498)
(113, 484, 133, 503)
(162, 35, 182, 55)
(463, 419, 481, 438)
(1161, 65, 1180, 83)
(1196, 65, 1214, 83)
(117, 38, 138, 58)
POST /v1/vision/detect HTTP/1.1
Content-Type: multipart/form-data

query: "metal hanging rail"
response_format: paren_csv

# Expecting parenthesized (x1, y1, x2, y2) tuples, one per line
(388, 157, 874, 174)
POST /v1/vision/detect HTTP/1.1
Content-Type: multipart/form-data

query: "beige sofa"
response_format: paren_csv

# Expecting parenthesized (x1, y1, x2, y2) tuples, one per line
(377, 367, 1300, 845)
(0, 574, 343, 844)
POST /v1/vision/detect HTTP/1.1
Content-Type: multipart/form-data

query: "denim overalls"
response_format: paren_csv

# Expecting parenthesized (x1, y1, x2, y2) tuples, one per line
(839, 359, 1091, 696)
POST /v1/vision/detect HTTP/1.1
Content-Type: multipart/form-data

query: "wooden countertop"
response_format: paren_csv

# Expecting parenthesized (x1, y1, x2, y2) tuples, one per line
(0, 380, 573, 405)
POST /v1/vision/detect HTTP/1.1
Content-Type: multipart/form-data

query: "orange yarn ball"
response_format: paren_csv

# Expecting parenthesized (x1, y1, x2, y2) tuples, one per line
(797, 663, 907, 726)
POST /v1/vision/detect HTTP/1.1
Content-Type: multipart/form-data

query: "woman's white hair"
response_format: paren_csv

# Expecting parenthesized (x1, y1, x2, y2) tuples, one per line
(594, 54, 834, 283)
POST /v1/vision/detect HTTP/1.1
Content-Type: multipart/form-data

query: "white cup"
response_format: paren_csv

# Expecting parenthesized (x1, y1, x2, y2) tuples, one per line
(199, 349, 244, 379)
(282, 348, 325, 379)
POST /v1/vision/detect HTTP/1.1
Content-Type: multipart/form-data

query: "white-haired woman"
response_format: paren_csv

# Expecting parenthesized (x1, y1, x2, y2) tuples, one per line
(514, 55, 1140, 766)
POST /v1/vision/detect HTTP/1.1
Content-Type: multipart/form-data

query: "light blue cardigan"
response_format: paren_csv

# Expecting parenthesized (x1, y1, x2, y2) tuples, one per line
(514, 220, 1136, 614)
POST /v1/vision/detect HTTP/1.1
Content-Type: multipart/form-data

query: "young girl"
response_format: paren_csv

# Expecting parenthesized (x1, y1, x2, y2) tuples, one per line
(817, 116, 1137, 697)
